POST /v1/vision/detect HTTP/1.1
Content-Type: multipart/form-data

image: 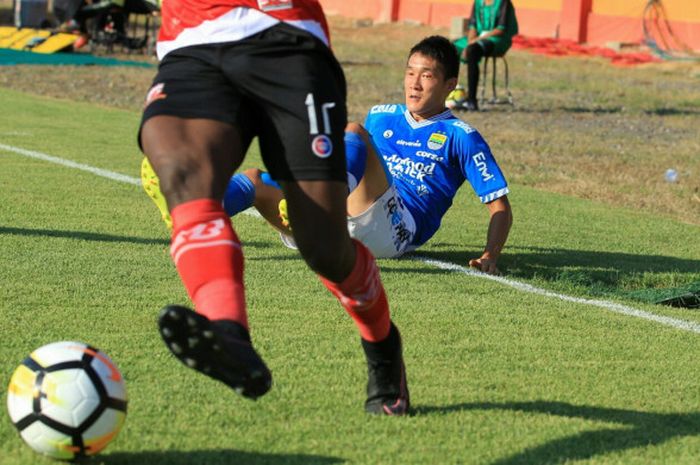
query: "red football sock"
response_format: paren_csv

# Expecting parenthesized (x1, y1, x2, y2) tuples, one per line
(170, 199, 248, 329)
(319, 240, 391, 342)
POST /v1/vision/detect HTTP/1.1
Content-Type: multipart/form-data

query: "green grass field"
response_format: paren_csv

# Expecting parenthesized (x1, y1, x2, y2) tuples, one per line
(1, 76, 700, 465)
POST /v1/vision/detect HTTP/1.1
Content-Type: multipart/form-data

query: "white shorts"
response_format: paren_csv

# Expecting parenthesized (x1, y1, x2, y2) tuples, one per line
(347, 185, 416, 258)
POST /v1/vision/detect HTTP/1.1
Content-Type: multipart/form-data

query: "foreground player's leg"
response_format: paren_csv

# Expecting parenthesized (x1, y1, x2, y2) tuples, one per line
(284, 180, 410, 415)
(319, 239, 409, 415)
(140, 115, 271, 399)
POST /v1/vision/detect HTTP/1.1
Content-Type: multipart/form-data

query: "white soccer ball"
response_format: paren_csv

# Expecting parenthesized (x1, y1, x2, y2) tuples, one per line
(6, 341, 127, 460)
(445, 86, 466, 110)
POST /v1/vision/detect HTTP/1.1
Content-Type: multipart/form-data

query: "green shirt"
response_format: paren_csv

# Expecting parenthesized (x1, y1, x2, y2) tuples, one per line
(468, 0, 518, 55)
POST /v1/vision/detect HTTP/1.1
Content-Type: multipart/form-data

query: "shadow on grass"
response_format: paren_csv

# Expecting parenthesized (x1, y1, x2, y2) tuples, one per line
(644, 108, 700, 116)
(1, 226, 169, 246)
(560, 106, 624, 114)
(415, 400, 700, 465)
(403, 245, 700, 294)
(101, 449, 345, 465)
(0, 226, 269, 250)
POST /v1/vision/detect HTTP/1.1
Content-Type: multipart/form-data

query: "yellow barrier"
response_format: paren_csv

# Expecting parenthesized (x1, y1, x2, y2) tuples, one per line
(0, 27, 77, 53)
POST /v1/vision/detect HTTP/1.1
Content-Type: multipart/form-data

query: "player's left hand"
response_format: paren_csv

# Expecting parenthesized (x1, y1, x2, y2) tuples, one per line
(468, 257, 500, 275)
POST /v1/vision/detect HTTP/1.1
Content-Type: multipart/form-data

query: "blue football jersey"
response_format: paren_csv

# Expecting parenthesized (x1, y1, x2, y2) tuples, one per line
(364, 104, 509, 247)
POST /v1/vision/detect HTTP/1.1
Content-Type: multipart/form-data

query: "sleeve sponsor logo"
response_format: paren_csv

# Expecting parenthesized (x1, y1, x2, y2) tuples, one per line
(453, 120, 476, 134)
(472, 152, 494, 181)
(370, 104, 398, 114)
(427, 132, 447, 150)
(480, 187, 510, 203)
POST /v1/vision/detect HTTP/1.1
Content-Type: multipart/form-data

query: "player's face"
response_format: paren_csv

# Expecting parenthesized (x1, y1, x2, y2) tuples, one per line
(404, 53, 457, 121)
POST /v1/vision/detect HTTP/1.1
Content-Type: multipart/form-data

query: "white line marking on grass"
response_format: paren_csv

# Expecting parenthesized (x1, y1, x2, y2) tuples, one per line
(415, 257, 700, 335)
(3, 143, 698, 335)
(0, 143, 141, 186)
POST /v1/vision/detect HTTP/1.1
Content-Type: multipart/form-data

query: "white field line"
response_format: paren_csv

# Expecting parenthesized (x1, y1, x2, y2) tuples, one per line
(0, 143, 141, 186)
(414, 257, 700, 335)
(3, 143, 699, 335)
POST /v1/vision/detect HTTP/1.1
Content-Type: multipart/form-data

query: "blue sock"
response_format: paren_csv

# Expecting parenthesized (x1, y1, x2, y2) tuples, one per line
(260, 172, 281, 189)
(344, 132, 367, 193)
(223, 173, 256, 216)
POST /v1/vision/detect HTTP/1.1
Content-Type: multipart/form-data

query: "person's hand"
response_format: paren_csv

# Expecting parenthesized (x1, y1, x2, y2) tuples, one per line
(468, 256, 500, 275)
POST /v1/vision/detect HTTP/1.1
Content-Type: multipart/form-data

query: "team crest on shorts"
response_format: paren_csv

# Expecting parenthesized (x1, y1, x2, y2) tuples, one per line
(311, 135, 333, 158)
(144, 83, 167, 108)
(258, 0, 293, 11)
(427, 132, 447, 150)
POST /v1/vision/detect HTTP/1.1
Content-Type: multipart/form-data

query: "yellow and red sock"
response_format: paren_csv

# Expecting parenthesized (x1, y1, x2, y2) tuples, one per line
(320, 240, 390, 342)
(170, 199, 248, 329)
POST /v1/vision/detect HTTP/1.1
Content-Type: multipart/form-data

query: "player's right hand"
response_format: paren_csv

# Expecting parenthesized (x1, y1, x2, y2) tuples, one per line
(468, 257, 500, 275)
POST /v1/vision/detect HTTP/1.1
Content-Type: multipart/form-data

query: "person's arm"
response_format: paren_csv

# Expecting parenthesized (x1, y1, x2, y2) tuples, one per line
(468, 195, 512, 274)
(476, 0, 509, 41)
(476, 28, 504, 41)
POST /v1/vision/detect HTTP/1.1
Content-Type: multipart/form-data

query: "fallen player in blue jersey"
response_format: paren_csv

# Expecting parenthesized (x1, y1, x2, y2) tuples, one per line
(142, 35, 512, 274)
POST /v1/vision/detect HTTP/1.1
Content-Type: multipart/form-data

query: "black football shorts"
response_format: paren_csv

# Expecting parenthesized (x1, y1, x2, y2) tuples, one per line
(140, 23, 348, 182)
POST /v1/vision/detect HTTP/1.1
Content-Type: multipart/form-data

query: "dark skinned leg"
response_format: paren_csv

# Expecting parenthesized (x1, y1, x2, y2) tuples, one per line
(141, 115, 245, 208)
(281, 180, 355, 283)
(140, 115, 272, 399)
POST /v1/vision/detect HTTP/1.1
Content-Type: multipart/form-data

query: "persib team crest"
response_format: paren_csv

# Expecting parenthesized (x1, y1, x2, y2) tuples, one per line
(427, 132, 447, 150)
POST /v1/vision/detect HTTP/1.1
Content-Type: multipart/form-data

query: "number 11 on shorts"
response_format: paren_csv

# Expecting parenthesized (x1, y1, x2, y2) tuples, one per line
(305, 93, 336, 135)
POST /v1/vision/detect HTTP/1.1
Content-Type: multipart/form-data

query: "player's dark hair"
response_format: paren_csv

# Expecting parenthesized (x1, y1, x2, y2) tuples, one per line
(408, 36, 459, 80)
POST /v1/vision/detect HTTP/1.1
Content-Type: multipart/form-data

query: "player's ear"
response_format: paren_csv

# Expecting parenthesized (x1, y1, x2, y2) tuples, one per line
(445, 76, 458, 92)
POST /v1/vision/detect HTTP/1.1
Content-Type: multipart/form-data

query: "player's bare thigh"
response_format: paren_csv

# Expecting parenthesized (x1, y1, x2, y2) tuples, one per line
(141, 116, 246, 209)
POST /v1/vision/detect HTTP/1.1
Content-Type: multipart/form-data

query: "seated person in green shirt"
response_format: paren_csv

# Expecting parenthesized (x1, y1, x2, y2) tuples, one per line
(454, 0, 518, 111)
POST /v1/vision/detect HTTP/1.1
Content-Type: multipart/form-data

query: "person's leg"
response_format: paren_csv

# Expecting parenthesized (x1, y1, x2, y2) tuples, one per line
(235, 168, 289, 234)
(238, 26, 408, 414)
(141, 115, 272, 399)
(140, 160, 280, 232)
(345, 122, 391, 217)
(466, 42, 485, 107)
(279, 180, 408, 415)
(141, 116, 249, 324)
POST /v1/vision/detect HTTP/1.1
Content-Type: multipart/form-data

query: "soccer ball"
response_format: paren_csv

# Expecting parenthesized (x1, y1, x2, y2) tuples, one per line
(445, 85, 467, 109)
(6, 341, 128, 460)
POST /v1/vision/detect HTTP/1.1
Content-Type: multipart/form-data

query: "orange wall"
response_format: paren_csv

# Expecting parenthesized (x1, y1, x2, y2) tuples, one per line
(587, 0, 700, 49)
(318, 0, 700, 50)
(318, 0, 385, 20)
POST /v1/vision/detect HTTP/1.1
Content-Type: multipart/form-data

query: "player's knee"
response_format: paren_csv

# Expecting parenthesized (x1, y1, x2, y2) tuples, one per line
(243, 168, 281, 190)
(151, 153, 209, 201)
(345, 121, 368, 139)
(296, 238, 349, 278)
(242, 168, 263, 187)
